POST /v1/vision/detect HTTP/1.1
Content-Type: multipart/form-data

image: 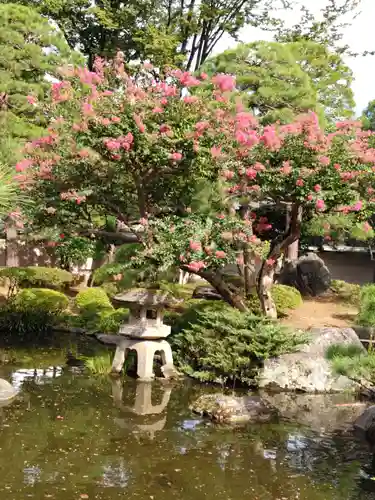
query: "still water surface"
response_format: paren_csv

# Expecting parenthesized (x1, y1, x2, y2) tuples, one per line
(0, 352, 375, 500)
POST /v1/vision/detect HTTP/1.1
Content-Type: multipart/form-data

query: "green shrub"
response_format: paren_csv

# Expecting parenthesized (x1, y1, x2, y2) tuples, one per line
(74, 288, 129, 333)
(75, 287, 113, 316)
(170, 302, 307, 386)
(97, 308, 129, 333)
(0, 306, 57, 341)
(272, 284, 303, 313)
(358, 284, 375, 326)
(330, 280, 361, 306)
(0, 287, 69, 341)
(0, 266, 73, 297)
(84, 353, 113, 375)
(247, 284, 302, 316)
(13, 288, 69, 313)
(326, 342, 375, 385)
(92, 263, 138, 290)
(166, 299, 220, 332)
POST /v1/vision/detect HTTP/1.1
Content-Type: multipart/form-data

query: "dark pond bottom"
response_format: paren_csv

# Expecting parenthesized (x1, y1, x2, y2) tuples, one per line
(0, 345, 375, 500)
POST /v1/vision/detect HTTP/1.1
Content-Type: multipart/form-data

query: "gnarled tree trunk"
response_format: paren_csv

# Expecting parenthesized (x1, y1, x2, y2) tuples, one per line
(286, 205, 300, 261)
(257, 204, 302, 318)
(5, 223, 19, 267)
(258, 262, 277, 319)
(181, 266, 248, 312)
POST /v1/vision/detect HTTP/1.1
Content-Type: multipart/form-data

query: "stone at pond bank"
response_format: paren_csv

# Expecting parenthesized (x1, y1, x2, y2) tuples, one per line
(278, 252, 331, 296)
(353, 406, 375, 447)
(0, 378, 17, 406)
(190, 394, 276, 424)
(263, 393, 367, 433)
(258, 327, 365, 393)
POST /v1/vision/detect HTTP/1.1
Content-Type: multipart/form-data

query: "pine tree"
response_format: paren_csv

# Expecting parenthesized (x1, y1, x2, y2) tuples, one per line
(203, 40, 354, 125)
(0, 3, 80, 163)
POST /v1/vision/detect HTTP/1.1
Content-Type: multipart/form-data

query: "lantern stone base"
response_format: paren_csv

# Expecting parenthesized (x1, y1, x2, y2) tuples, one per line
(97, 334, 176, 381)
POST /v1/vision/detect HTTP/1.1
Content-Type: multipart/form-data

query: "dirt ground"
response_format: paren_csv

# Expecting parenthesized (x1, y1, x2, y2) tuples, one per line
(282, 296, 358, 330)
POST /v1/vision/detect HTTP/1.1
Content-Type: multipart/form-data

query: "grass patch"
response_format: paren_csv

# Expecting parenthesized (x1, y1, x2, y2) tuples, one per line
(326, 342, 375, 386)
(84, 353, 113, 375)
(330, 280, 361, 307)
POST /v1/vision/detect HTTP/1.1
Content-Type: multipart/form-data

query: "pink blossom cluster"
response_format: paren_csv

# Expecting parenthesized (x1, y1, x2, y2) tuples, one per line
(211, 74, 236, 92)
(255, 217, 272, 232)
(76, 67, 103, 86)
(15, 159, 32, 172)
(103, 132, 134, 153)
(60, 190, 87, 204)
(338, 201, 363, 213)
(51, 81, 71, 103)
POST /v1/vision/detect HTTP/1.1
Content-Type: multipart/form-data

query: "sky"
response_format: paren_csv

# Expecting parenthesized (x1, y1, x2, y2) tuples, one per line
(213, 0, 374, 116)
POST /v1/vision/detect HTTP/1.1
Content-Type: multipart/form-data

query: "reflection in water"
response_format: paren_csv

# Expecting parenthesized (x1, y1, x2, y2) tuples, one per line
(11, 367, 63, 389)
(100, 458, 131, 488)
(0, 366, 374, 500)
(112, 378, 173, 439)
(23, 466, 41, 486)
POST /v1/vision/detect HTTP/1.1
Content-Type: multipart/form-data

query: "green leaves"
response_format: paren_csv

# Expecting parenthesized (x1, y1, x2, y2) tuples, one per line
(0, 3, 79, 165)
(171, 301, 307, 385)
(203, 40, 354, 125)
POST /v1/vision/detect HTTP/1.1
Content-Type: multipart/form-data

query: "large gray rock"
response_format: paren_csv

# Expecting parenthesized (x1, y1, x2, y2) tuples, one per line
(190, 394, 276, 424)
(0, 378, 17, 407)
(353, 406, 375, 446)
(279, 252, 331, 296)
(258, 327, 365, 393)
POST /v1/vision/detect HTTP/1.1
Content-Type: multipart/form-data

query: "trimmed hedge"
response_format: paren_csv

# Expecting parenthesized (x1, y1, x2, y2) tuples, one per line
(13, 288, 69, 313)
(0, 266, 73, 297)
(75, 287, 113, 315)
(330, 279, 361, 306)
(0, 288, 69, 341)
(73, 288, 129, 333)
(247, 284, 302, 316)
(358, 284, 375, 326)
(97, 308, 129, 333)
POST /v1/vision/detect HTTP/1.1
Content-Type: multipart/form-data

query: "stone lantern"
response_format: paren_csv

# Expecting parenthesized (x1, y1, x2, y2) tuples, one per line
(97, 288, 179, 380)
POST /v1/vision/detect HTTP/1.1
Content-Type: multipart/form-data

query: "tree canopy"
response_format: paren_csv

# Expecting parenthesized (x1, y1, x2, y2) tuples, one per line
(361, 100, 375, 131)
(7, 0, 292, 70)
(16, 56, 375, 316)
(202, 40, 354, 124)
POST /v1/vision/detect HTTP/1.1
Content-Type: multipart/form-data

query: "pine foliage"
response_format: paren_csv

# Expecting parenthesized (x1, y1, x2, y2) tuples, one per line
(171, 302, 307, 385)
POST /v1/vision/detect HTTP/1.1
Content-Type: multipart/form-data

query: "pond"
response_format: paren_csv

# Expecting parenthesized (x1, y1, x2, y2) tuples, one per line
(0, 345, 375, 500)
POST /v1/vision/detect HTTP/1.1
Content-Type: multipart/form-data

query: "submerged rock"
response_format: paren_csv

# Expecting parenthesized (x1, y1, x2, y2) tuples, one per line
(0, 378, 17, 406)
(258, 327, 364, 393)
(190, 394, 276, 424)
(263, 392, 367, 433)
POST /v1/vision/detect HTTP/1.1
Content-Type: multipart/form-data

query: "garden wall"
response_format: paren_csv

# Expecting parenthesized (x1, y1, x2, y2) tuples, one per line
(318, 251, 373, 286)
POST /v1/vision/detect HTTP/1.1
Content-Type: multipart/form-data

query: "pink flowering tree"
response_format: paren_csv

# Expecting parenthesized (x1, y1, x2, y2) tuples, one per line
(19, 57, 222, 227)
(18, 54, 375, 317)
(213, 114, 375, 316)
(19, 55, 270, 310)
